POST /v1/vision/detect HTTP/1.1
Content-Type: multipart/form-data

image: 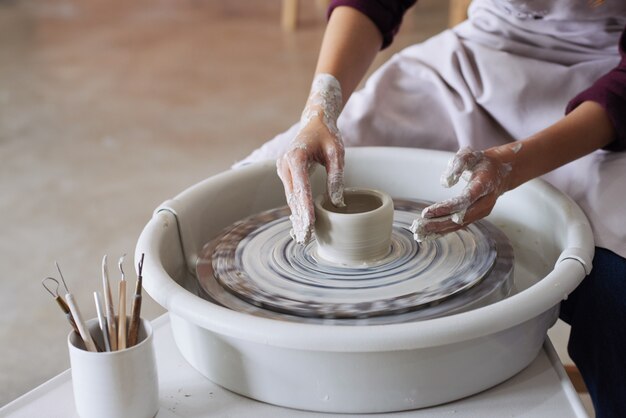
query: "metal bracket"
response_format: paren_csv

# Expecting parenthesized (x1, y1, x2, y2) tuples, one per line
(556, 247, 593, 276)
(155, 200, 197, 277)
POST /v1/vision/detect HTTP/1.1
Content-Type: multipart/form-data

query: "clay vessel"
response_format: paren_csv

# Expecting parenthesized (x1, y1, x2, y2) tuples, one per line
(314, 187, 394, 265)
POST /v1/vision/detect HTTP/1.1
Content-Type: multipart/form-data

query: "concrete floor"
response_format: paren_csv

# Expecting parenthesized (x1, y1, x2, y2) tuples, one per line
(0, 0, 587, 414)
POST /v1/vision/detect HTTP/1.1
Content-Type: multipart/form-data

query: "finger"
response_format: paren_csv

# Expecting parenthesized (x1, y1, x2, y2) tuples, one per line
(410, 215, 459, 242)
(324, 144, 345, 207)
(278, 157, 308, 242)
(417, 193, 498, 241)
(421, 190, 473, 219)
(276, 156, 294, 202)
(462, 174, 492, 203)
(454, 193, 497, 226)
(440, 148, 482, 188)
(451, 208, 468, 225)
(287, 155, 315, 244)
(423, 165, 498, 219)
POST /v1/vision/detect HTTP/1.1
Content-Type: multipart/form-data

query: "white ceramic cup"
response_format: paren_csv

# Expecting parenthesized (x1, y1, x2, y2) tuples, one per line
(68, 318, 159, 418)
(314, 187, 394, 265)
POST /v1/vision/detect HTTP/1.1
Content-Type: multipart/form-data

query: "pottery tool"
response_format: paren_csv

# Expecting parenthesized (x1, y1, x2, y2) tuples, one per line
(94, 291, 111, 351)
(41, 277, 80, 336)
(117, 254, 127, 350)
(127, 253, 145, 347)
(101, 255, 117, 351)
(55, 261, 99, 353)
(65, 293, 98, 352)
(54, 263, 103, 352)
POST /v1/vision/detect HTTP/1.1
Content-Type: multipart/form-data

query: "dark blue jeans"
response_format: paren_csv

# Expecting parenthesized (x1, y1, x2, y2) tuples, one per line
(559, 247, 626, 418)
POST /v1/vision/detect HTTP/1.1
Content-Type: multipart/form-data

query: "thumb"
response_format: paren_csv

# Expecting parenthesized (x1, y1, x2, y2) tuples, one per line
(440, 148, 483, 188)
(325, 146, 345, 207)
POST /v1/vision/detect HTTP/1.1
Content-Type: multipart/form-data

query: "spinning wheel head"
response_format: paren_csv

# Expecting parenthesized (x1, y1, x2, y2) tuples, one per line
(197, 198, 514, 323)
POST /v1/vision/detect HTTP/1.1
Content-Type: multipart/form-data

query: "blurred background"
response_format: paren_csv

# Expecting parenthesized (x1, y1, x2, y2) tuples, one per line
(0, 0, 578, 409)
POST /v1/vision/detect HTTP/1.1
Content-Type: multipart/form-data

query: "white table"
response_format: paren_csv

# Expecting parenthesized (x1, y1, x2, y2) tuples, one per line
(1, 314, 589, 418)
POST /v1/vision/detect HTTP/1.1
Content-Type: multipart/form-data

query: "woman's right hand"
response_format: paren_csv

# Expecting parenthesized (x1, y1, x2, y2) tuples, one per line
(276, 74, 345, 245)
(274, 6, 386, 244)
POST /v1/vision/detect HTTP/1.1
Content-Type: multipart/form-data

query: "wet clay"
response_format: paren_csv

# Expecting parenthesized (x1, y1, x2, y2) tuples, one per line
(314, 188, 394, 265)
(322, 193, 382, 214)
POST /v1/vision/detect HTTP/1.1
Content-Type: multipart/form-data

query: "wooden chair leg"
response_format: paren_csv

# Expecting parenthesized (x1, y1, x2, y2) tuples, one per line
(565, 364, 589, 393)
(282, 0, 298, 31)
(316, 0, 331, 13)
(448, 0, 472, 27)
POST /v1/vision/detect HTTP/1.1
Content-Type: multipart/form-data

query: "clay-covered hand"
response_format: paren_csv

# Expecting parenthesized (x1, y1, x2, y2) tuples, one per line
(410, 146, 516, 241)
(277, 73, 345, 244)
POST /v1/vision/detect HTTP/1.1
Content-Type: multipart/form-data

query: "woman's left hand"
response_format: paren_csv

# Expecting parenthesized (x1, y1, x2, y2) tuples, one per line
(411, 101, 618, 241)
(410, 146, 516, 241)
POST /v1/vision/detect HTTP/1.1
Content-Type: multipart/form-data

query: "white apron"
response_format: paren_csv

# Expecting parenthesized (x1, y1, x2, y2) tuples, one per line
(236, 0, 626, 258)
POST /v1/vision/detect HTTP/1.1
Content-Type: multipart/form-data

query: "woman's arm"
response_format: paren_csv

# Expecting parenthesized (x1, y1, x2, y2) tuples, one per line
(508, 101, 614, 189)
(319, 0, 418, 100)
(414, 25, 626, 240)
(277, 3, 414, 243)
(315, 6, 384, 105)
(566, 28, 626, 151)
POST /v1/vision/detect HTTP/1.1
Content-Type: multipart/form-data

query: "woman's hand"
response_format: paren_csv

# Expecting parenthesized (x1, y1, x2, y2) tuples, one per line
(410, 146, 517, 241)
(277, 74, 345, 244)
(276, 7, 384, 244)
(411, 101, 617, 242)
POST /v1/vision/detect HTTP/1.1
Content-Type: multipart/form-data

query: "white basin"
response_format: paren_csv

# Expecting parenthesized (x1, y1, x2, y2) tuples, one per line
(136, 147, 593, 413)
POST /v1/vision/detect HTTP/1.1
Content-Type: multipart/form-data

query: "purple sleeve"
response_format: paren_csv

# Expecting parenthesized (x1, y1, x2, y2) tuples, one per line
(328, 0, 418, 49)
(566, 27, 626, 151)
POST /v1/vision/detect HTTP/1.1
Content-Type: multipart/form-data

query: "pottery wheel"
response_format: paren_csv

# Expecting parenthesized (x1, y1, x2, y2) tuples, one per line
(197, 199, 514, 320)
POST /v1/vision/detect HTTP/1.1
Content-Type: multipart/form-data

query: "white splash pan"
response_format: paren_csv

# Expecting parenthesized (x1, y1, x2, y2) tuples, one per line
(136, 147, 593, 413)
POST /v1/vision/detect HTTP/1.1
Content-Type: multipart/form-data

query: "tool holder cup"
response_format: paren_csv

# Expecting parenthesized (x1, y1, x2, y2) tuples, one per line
(68, 317, 159, 418)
